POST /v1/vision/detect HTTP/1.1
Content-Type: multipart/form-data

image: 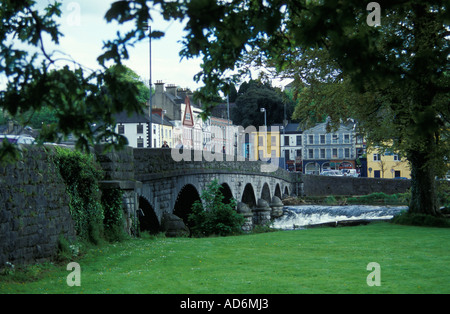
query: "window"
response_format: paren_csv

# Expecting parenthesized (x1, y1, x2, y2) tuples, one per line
(308, 149, 314, 159)
(373, 153, 381, 161)
(343, 134, 350, 144)
(118, 124, 124, 134)
(394, 154, 400, 161)
(308, 134, 314, 144)
(284, 136, 290, 146)
(137, 137, 144, 148)
(296, 149, 302, 158)
(320, 148, 325, 159)
(271, 136, 277, 146)
(296, 135, 302, 146)
(332, 148, 338, 158)
(320, 134, 326, 144)
(374, 170, 381, 178)
(344, 148, 350, 158)
(284, 150, 290, 160)
(137, 124, 143, 134)
(332, 134, 338, 144)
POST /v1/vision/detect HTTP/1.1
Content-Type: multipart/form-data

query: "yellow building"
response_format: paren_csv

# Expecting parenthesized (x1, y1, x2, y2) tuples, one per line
(366, 147, 411, 179)
(251, 128, 281, 161)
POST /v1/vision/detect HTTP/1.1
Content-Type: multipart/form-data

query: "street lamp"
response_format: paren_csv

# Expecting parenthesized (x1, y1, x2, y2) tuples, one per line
(143, 21, 153, 147)
(260, 108, 266, 127)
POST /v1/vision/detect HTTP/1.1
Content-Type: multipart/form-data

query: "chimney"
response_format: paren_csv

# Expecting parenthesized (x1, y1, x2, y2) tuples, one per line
(155, 80, 165, 95)
(166, 84, 177, 97)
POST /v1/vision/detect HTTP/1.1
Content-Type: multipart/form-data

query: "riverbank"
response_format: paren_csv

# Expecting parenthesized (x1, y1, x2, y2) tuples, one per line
(1, 222, 449, 294)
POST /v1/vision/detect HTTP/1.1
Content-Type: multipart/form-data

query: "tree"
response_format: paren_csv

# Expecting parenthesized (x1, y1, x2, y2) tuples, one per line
(0, 1, 146, 161)
(99, 0, 449, 217)
(231, 80, 294, 127)
(188, 179, 243, 237)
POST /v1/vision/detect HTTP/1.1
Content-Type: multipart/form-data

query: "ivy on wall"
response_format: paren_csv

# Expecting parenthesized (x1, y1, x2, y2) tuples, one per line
(53, 147, 127, 244)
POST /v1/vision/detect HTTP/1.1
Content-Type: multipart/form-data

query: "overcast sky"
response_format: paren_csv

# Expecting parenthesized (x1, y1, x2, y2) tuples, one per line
(44, 0, 203, 90)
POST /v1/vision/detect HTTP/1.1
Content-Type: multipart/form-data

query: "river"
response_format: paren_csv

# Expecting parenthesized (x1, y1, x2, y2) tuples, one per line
(272, 205, 408, 230)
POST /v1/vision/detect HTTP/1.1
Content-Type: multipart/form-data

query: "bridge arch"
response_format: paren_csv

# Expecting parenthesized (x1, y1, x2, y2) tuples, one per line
(260, 182, 271, 202)
(241, 183, 257, 208)
(220, 182, 234, 205)
(284, 185, 290, 197)
(274, 183, 282, 199)
(138, 196, 160, 234)
(173, 184, 201, 227)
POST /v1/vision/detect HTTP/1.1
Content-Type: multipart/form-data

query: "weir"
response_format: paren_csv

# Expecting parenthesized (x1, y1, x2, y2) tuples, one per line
(272, 205, 408, 229)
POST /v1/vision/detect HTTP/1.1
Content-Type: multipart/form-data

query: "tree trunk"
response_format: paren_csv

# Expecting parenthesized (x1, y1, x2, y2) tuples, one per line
(408, 150, 440, 216)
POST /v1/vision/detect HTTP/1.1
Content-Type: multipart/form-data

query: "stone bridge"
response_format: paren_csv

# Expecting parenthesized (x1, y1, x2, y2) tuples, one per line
(95, 146, 298, 234)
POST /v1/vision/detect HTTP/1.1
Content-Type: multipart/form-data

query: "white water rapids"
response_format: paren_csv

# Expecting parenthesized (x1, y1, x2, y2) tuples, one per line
(272, 205, 408, 230)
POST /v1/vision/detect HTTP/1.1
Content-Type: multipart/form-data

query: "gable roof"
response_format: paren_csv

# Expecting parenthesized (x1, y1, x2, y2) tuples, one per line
(114, 111, 149, 124)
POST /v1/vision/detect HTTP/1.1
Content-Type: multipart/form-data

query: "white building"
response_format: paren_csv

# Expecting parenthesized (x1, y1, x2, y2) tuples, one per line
(114, 111, 150, 148)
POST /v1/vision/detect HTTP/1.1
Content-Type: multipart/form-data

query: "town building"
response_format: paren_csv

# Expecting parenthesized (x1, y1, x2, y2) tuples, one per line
(366, 146, 411, 179)
(114, 111, 150, 148)
(302, 119, 357, 175)
(114, 110, 174, 148)
(152, 81, 197, 121)
(277, 122, 303, 172)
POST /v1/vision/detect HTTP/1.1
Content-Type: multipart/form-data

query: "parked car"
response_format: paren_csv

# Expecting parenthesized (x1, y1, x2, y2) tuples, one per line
(320, 170, 343, 176)
(0, 134, 35, 144)
(343, 169, 360, 177)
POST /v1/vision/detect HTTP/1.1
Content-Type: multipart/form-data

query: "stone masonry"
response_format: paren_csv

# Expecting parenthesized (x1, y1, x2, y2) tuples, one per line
(0, 146, 76, 268)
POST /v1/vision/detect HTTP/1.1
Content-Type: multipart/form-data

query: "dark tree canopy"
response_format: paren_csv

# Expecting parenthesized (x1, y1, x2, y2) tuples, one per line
(231, 80, 295, 128)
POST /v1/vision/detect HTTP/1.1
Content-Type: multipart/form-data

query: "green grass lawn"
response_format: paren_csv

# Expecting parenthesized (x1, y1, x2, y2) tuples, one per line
(1, 222, 450, 294)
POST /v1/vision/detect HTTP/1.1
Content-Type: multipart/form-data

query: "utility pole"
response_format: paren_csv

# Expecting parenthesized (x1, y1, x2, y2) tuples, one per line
(144, 22, 153, 147)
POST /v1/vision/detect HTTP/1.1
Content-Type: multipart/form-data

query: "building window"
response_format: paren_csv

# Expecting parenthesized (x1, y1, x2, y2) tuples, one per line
(373, 153, 381, 161)
(296, 149, 302, 158)
(394, 154, 400, 161)
(356, 134, 364, 144)
(118, 124, 124, 134)
(296, 135, 302, 146)
(332, 148, 338, 158)
(137, 137, 144, 148)
(344, 148, 350, 158)
(344, 134, 350, 144)
(320, 134, 326, 144)
(284, 136, 290, 146)
(137, 124, 143, 134)
(308, 149, 314, 159)
(308, 135, 314, 144)
(332, 134, 338, 144)
(320, 148, 325, 159)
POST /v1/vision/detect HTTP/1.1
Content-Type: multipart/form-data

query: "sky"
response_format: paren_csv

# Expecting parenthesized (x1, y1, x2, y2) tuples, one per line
(42, 0, 204, 91)
(1, 0, 290, 93)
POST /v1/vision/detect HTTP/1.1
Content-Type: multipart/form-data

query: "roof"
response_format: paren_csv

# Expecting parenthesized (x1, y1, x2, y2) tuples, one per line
(272, 122, 302, 134)
(114, 111, 149, 124)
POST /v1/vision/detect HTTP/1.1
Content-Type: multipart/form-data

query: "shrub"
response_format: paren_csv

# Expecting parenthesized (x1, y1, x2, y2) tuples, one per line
(188, 180, 244, 237)
(391, 212, 450, 228)
(102, 188, 128, 242)
(53, 147, 104, 243)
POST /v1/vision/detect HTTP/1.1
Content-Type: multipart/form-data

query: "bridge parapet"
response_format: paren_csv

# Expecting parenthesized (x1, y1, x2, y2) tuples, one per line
(133, 148, 295, 183)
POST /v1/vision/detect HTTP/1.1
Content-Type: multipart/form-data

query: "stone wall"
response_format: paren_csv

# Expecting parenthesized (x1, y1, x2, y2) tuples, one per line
(300, 174, 411, 196)
(133, 148, 295, 183)
(0, 146, 76, 268)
